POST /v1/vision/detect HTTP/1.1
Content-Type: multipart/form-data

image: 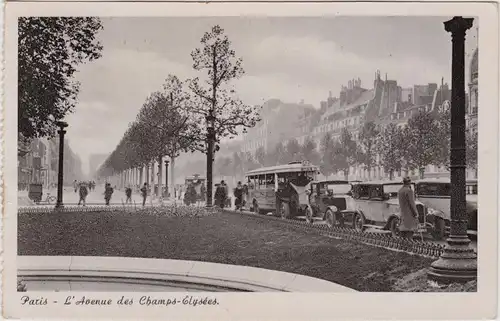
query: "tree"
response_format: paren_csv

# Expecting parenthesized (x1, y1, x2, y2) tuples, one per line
(407, 111, 440, 178)
(377, 123, 404, 180)
(231, 152, 243, 177)
(285, 138, 302, 163)
(18, 17, 103, 140)
(269, 142, 286, 166)
(466, 130, 478, 174)
(338, 128, 358, 180)
(434, 108, 451, 169)
(358, 122, 380, 179)
(320, 132, 335, 177)
(301, 137, 320, 166)
(243, 152, 259, 171)
(186, 25, 261, 152)
(255, 147, 267, 166)
(187, 24, 261, 205)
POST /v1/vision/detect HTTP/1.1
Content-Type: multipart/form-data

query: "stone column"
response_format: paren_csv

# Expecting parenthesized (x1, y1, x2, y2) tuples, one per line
(165, 159, 170, 198)
(151, 160, 156, 199)
(428, 16, 477, 283)
(157, 156, 163, 200)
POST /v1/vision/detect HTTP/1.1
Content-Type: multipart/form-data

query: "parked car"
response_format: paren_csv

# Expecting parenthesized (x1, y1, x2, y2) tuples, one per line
(305, 180, 356, 227)
(415, 178, 478, 237)
(348, 180, 437, 238)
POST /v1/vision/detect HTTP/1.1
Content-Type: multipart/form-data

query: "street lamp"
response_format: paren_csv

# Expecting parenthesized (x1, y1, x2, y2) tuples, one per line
(428, 16, 477, 284)
(55, 121, 68, 209)
(205, 112, 216, 208)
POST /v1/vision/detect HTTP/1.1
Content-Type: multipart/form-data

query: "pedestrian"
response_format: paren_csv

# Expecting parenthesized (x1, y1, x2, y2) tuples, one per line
(200, 182, 206, 204)
(104, 183, 114, 206)
(125, 186, 132, 204)
(234, 181, 244, 211)
(214, 180, 227, 209)
(78, 182, 88, 206)
(140, 183, 148, 206)
(397, 177, 419, 239)
(242, 183, 249, 209)
(73, 180, 78, 193)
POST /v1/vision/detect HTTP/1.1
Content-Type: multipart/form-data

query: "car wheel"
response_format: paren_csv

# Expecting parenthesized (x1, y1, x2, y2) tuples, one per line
(305, 206, 314, 224)
(281, 202, 291, 220)
(325, 209, 336, 228)
(432, 217, 446, 240)
(389, 217, 400, 237)
(353, 212, 365, 232)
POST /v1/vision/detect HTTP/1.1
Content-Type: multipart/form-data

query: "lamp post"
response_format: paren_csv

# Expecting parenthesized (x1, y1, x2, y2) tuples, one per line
(428, 16, 477, 283)
(206, 113, 216, 207)
(55, 121, 68, 209)
(165, 160, 170, 198)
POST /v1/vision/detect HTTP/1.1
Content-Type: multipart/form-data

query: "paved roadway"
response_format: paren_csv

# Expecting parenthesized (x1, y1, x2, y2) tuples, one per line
(18, 186, 170, 207)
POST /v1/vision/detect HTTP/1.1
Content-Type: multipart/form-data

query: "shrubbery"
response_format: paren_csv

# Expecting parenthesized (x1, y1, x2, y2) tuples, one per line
(127, 204, 219, 218)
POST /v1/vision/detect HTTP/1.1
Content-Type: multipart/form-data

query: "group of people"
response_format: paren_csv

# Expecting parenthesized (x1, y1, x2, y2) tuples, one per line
(213, 180, 248, 210)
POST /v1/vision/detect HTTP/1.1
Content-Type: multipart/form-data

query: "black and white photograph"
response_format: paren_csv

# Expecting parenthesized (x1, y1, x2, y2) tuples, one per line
(2, 2, 498, 320)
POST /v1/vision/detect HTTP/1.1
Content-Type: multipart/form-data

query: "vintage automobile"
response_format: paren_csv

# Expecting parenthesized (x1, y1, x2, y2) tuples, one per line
(348, 180, 440, 238)
(415, 178, 478, 237)
(304, 180, 356, 227)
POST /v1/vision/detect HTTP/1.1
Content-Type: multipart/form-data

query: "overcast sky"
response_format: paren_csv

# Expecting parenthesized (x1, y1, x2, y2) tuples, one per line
(63, 16, 479, 175)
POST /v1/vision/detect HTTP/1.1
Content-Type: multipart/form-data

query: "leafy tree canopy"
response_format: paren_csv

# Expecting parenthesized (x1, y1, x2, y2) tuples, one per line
(18, 17, 103, 140)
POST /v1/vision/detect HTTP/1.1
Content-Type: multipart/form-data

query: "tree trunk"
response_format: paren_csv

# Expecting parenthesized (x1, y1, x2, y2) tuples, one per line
(389, 169, 394, 181)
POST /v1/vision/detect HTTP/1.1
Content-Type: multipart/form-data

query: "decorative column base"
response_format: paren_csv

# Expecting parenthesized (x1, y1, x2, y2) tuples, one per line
(427, 236, 477, 284)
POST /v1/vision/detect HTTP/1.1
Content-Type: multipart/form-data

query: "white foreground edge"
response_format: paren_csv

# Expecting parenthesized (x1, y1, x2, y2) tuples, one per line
(17, 256, 357, 292)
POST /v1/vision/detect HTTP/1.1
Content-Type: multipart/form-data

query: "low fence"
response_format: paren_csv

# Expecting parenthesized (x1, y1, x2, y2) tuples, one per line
(223, 209, 446, 259)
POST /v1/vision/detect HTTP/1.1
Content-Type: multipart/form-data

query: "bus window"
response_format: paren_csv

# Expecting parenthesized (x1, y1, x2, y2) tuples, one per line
(266, 174, 275, 188)
(258, 175, 266, 189)
(277, 174, 287, 187)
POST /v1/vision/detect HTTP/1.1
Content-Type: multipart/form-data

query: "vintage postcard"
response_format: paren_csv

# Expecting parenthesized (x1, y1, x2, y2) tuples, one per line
(2, 1, 499, 320)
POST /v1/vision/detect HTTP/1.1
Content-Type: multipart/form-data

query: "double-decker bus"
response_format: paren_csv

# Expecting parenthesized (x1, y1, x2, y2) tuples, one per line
(245, 161, 320, 215)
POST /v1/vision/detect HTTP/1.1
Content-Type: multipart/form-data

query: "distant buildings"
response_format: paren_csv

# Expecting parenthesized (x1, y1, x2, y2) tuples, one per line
(467, 48, 478, 135)
(18, 136, 84, 189)
(240, 99, 316, 154)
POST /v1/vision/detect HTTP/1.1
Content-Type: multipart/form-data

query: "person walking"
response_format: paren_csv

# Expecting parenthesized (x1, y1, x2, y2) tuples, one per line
(104, 183, 114, 206)
(233, 181, 244, 211)
(125, 186, 132, 204)
(140, 183, 148, 207)
(73, 180, 78, 193)
(214, 180, 227, 209)
(397, 177, 419, 239)
(78, 182, 88, 206)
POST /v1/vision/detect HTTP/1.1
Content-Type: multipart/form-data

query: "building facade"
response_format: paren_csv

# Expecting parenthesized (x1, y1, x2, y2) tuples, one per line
(18, 136, 83, 190)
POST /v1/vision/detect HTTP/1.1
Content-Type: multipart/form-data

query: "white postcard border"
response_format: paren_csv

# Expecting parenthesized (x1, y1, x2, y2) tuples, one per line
(2, 2, 498, 320)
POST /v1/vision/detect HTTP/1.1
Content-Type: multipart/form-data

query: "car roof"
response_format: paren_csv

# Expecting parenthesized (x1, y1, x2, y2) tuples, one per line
(313, 180, 350, 184)
(245, 162, 320, 175)
(356, 180, 405, 185)
(415, 178, 478, 184)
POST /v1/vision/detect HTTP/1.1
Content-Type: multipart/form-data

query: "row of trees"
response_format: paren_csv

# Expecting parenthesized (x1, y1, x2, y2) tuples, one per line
(211, 108, 478, 181)
(97, 25, 261, 191)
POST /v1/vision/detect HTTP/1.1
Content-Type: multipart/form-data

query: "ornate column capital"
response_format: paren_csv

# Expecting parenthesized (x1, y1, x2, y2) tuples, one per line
(444, 16, 474, 35)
